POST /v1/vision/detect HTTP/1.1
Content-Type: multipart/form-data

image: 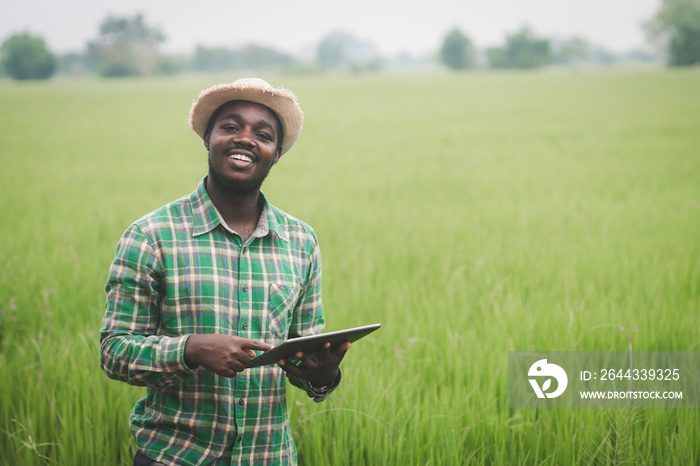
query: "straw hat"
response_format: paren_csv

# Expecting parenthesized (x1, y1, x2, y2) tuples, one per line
(188, 77, 304, 156)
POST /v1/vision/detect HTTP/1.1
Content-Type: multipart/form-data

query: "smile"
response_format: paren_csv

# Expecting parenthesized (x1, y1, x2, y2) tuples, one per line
(228, 153, 253, 163)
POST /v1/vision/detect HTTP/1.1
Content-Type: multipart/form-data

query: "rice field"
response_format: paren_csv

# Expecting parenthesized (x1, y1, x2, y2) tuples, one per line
(1, 69, 699, 465)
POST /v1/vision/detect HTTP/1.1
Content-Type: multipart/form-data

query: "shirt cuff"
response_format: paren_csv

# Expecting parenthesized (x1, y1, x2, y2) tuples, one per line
(155, 334, 198, 382)
(176, 334, 199, 375)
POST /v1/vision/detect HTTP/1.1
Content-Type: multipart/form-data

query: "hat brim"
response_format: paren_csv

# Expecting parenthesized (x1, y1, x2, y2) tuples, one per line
(189, 80, 303, 156)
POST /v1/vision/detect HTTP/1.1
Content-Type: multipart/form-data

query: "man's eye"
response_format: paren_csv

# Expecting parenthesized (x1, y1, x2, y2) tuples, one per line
(223, 125, 238, 131)
(256, 132, 272, 141)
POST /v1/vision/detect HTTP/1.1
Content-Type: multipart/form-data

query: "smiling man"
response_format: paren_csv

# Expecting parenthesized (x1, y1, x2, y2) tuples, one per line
(100, 78, 349, 466)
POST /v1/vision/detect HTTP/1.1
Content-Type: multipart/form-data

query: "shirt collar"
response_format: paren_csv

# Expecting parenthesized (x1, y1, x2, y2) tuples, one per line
(191, 178, 220, 237)
(191, 177, 288, 242)
(262, 197, 289, 242)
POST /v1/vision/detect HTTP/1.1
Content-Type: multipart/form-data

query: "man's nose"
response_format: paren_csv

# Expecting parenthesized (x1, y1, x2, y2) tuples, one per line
(233, 128, 255, 146)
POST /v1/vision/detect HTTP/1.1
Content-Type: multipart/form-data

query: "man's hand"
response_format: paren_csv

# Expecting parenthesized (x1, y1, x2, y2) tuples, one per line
(184, 334, 273, 378)
(277, 341, 351, 387)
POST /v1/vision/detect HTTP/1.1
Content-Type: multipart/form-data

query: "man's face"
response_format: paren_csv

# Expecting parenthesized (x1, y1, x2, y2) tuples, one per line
(204, 100, 282, 196)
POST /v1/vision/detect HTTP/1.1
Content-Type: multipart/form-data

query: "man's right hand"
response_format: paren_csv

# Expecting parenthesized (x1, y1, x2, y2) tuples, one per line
(184, 334, 273, 377)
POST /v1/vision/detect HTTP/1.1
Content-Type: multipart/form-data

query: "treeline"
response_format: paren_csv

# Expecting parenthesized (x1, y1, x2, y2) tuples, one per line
(2, 0, 699, 81)
(438, 26, 659, 71)
(1, 15, 395, 80)
(60, 43, 298, 77)
(1, 14, 306, 80)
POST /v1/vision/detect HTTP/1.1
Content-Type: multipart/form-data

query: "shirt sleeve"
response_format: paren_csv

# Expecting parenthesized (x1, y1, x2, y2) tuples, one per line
(100, 223, 196, 387)
(289, 369, 342, 402)
(285, 232, 341, 402)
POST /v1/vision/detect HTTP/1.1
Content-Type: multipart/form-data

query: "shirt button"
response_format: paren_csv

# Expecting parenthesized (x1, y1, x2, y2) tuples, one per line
(242, 323, 248, 330)
(242, 247, 247, 254)
(238, 398, 244, 405)
(242, 285, 248, 292)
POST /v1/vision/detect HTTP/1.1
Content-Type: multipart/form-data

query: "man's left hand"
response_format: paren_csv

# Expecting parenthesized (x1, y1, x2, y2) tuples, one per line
(277, 341, 351, 387)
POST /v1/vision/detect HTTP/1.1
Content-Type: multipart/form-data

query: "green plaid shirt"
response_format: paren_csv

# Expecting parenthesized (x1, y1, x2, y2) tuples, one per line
(100, 178, 336, 465)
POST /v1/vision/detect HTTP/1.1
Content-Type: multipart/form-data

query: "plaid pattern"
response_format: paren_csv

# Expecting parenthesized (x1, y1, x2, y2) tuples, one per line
(100, 178, 334, 465)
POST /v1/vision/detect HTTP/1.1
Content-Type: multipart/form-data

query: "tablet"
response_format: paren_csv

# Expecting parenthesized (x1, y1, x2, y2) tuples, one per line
(246, 323, 381, 368)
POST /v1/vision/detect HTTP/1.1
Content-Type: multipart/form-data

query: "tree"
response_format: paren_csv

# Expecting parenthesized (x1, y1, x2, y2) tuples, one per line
(589, 46, 618, 64)
(87, 13, 165, 77)
(439, 28, 476, 70)
(58, 51, 87, 75)
(316, 34, 345, 69)
(486, 26, 552, 69)
(237, 44, 295, 70)
(1, 32, 56, 80)
(484, 47, 509, 69)
(645, 0, 700, 65)
(554, 36, 591, 65)
(316, 31, 381, 70)
(192, 45, 239, 72)
(191, 44, 295, 72)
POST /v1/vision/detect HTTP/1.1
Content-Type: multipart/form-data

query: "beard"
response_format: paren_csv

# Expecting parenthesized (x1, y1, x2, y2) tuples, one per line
(207, 157, 274, 197)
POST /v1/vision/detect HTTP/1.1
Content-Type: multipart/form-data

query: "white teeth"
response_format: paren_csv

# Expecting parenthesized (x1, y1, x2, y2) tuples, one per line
(229, 154, 252, 163)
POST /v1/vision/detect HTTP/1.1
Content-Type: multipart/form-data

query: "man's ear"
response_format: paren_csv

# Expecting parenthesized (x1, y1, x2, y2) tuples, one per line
(272, 147, 282, 165)
(203, 130, 211, 151)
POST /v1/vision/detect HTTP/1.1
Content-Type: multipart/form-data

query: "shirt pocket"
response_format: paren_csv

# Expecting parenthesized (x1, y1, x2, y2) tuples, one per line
(268, 282, 301, 341)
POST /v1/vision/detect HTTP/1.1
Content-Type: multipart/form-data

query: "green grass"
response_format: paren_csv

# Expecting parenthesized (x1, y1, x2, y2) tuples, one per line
(1, 69, 699, 465)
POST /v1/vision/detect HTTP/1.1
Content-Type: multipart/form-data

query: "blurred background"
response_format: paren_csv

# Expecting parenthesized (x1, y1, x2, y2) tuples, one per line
(3, 0, 698, 80)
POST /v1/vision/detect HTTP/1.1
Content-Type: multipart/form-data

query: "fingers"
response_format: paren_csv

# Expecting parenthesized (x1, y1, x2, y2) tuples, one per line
(226, 358, 247, 374)
(333, 341, 352, 357)
(226, 337, 273, 367)
(316, 342, 332, 360)
(206, 337, 268, 376)
(186, 334, 279, 378)
(296, 351, 318, 370)
(241, 338, 274, 352)
(240, 338, 273, 362)
(206, 337, 351, 380)
(277, 341, 352, 379)
(277, 358, 296, 373)
(318, 341, 351, 364)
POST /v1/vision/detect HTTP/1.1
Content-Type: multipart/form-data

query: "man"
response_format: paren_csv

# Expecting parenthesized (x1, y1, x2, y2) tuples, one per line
(100, 78, 350, 466)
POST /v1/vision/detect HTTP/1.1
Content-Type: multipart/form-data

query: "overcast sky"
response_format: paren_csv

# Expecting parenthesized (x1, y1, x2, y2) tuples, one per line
(1, 0, 661, 56)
